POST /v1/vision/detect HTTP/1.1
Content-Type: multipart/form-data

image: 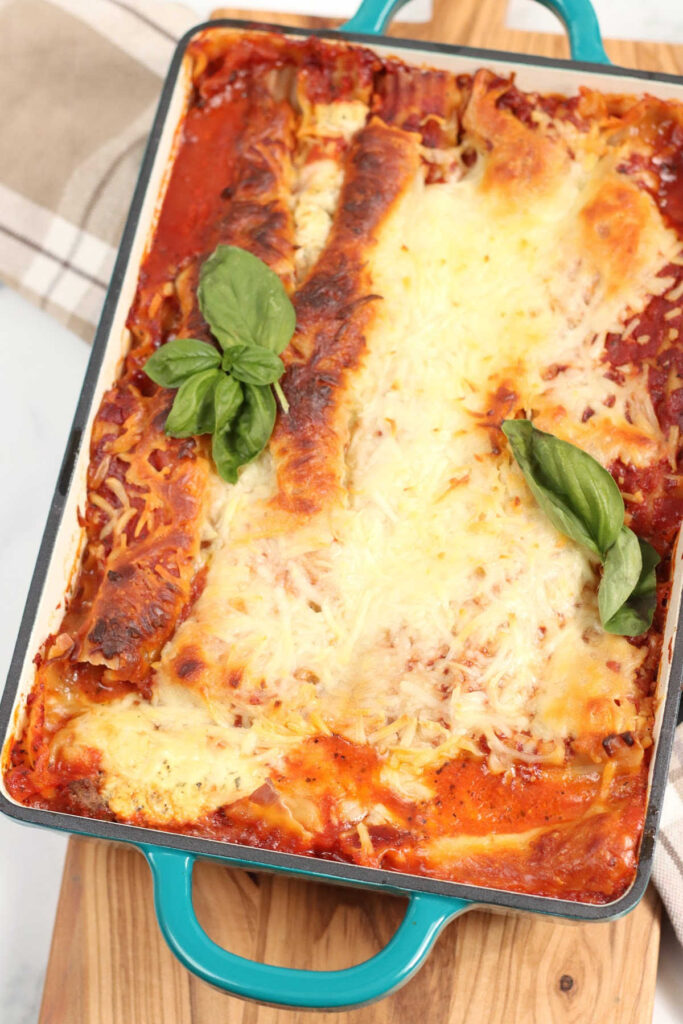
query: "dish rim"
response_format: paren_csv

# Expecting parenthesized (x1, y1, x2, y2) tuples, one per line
(1, 17, 682, 923)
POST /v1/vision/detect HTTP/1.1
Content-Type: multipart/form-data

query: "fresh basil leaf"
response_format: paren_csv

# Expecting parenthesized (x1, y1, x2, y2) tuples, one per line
(598, 527, 642, 625)
(601, 606, 650, 637)
(502, 419, 623, 559)
(232, 383, 276, 462)
(220, 344, 248, 370)
(502, 420, 659, 637)
(213, 373, 243, 430)
(222, 344, 285, 385)
(198, 245, 296, 355)
(144, 338, 220, 388)
(211, 383, 276, 484)
(632, 539, 660, 597)
(164, 369, 221, 438)
(602, 537, 659, 636)
(212, 429, 241, 485)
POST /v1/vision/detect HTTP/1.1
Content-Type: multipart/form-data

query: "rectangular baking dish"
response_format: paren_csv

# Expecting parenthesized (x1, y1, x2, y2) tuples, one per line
(1, 0, 683, 1009)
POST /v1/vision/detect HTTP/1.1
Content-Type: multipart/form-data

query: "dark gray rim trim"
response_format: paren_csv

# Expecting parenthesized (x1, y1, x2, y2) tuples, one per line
(1, 17, 682, 926)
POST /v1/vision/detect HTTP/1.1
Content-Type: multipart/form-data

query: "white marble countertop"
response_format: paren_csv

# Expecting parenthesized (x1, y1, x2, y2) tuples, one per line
(0, 288, 80, 1024)
(0, 287, 682, 1022)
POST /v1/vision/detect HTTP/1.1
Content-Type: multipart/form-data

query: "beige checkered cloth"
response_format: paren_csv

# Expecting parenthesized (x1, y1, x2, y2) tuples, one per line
(654, 726, 683, 943)
(0, 0, 195, 339)
(1, 0, 682, 942)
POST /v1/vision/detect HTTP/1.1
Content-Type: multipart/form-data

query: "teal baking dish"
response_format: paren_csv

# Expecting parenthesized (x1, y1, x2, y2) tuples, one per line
(1, 0, 682, 1010)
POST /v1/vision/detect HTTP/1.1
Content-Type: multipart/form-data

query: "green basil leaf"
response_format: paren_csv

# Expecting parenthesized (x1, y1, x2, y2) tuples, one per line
(632, 539, 660, 597)
(213, 373, 243, 430)
(211, 383, 275, 484)
(198, 245, 296, 354)
(232, 383, 276, 462)
(164, 369, 221, 438)
(144, 338, 220, 388)
(502, 419, 623, 559)
(598, 527, 642, 625)
(212, 429, 241, 485)
(601, 606, 649, 637)
(602, 537, 659, 636)
(222, 344, 285, 385)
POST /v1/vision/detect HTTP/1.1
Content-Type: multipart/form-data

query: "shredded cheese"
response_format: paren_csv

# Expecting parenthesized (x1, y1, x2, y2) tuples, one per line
(64, 127, 677, 826)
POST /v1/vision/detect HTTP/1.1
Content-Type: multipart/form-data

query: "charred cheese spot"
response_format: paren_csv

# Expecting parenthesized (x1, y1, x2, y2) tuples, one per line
(271, 119, 421, 515)
(174, 649, 205, 680)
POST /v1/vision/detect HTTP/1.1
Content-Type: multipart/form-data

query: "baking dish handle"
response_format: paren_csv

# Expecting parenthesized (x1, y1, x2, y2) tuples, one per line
(144, 846, 470, 1009)
(342, 0, 610, 65)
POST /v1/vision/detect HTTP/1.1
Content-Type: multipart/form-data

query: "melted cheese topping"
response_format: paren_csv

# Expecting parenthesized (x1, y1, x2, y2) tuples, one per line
(59, 135, 677, 824)
(293, 158, 345, 280)
(292, 99, 370, 280)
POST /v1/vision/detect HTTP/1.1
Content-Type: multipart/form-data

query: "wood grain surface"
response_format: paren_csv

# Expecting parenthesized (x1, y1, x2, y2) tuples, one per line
(39, 838, 661, 1024)
(39, 2, 681, 1022)
(211, 0, 683, 73)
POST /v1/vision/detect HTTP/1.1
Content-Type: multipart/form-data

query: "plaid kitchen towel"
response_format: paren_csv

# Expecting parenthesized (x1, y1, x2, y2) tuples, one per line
(0, 0, 195, 340)
(654, 725, 683, 944)
(1, 0, 683, 942)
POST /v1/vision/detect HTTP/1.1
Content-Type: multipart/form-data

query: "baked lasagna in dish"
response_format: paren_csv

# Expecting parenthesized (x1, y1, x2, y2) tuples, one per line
(5, 30, 683, 903)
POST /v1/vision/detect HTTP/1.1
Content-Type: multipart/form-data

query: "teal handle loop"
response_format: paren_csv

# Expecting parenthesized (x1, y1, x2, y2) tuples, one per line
(144, 846, 470, 1010)
(343, 0, 411, 35)
(535, 0, 609, 63)
(342, 0, 609, 64)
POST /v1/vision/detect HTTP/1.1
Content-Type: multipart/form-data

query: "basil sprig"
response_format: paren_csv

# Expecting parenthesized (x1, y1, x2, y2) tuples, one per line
(144, 245, 294, 483)
(502, 419, 659, 636)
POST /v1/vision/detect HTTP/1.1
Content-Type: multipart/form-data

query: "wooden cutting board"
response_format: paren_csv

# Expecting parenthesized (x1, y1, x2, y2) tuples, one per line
(38, 3, 682, 1022)
(39, 838, 661, 1024)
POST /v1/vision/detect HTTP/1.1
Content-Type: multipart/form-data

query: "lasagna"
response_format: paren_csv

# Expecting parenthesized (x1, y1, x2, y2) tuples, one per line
(5, 30, 683, 904)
